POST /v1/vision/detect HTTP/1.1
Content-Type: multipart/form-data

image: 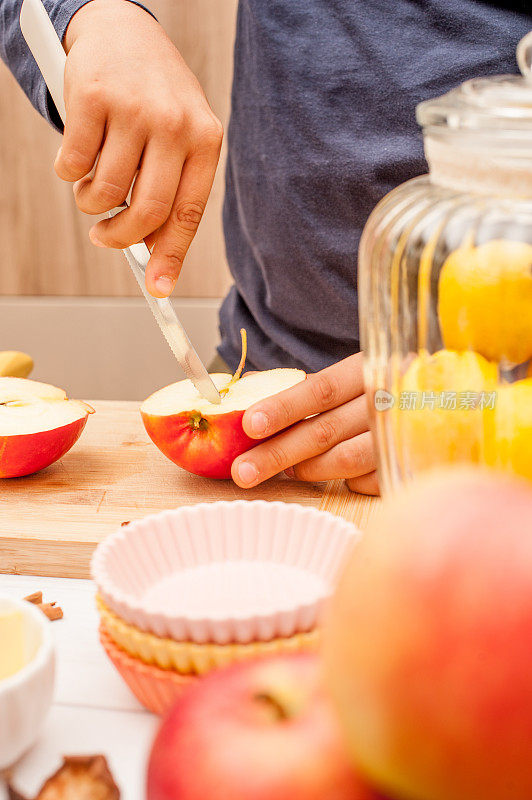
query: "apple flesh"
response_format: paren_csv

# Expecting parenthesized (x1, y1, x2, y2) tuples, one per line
(147, 652, 387, 800)
(323, 467, 532, 800)
(0, 377, 93, 478)
(141, 369, 305, 479)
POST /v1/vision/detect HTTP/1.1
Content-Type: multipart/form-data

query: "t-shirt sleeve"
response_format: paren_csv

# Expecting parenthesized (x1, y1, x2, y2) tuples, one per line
(0, 0, 156, 132)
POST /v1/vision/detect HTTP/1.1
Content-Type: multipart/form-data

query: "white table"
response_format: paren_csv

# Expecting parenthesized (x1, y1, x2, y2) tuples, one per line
(0, 574, 159, 799)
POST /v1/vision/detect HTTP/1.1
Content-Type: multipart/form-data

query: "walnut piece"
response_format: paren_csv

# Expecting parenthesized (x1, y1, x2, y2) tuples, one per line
(8, 756, 120, 800)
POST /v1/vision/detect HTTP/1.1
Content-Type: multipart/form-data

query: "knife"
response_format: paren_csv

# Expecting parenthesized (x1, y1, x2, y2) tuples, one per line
(19, 0, 221, 404)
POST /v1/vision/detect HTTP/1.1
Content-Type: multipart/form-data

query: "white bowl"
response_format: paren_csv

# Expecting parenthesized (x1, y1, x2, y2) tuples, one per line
(0, 596, 55, 769)
(91, 501, 358, 644)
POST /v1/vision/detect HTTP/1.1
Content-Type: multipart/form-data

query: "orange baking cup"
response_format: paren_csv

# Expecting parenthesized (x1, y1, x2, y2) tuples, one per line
(97, 595, 320, 675)
(99, 626, 197, 715)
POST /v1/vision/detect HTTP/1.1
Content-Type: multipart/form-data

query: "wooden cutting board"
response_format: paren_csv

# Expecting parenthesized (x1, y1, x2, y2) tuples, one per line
(0, 402, 379, 578)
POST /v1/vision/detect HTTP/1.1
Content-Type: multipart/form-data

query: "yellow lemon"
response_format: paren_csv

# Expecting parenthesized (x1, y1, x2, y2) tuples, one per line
(394, 349, 497, 472)
(0, 351, 33, 378)
(438, 239, 532, 365)
(486, 378, 532, 483)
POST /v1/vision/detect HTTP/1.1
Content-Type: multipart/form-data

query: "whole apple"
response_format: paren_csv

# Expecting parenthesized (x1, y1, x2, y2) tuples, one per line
(323, 467, 532, 800)
(147, 653, 386, 800)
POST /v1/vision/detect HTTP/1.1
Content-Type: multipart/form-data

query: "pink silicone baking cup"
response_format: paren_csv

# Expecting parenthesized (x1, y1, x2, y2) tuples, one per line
(100, 627, 197, 715)
(91, 501, 358, 645)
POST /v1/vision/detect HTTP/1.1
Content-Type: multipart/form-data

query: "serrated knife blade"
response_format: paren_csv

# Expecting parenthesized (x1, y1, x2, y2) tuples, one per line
(115, 227, 222, 403)
(20, 0, 221, 404)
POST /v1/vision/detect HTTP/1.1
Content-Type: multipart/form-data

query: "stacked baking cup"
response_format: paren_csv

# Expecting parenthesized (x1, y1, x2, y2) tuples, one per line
(91, 501, 357, 714)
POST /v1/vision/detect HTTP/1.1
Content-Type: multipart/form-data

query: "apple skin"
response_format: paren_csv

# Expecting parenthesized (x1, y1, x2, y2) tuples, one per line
(147, 653, 386, 800)
(323, 467, 532, 800)
(0, 416, 88, 478)
(141, 409, 262, 480)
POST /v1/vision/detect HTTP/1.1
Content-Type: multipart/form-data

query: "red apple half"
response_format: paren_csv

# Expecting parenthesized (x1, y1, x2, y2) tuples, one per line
(140, 369, 305, 479)
(0, 377, 93, 478)
(147, 652, 386, 800)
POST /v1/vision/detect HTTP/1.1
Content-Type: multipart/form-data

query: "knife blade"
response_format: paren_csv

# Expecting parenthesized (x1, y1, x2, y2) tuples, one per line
(115, 221, 222, 403)
(20, 0, 221, 404)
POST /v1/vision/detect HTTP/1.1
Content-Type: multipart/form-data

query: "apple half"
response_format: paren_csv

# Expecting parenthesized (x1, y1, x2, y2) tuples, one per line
(0, 377, 93, 478)
(141, 369, 305, 480)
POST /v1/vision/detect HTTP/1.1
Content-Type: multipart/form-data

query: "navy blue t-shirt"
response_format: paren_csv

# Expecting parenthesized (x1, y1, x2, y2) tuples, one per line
(218, 0, 531, 371)
(1, 0, 530, 371)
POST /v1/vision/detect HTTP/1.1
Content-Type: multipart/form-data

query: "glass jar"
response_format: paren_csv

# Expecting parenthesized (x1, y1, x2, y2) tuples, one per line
(359, 34, 532, 493)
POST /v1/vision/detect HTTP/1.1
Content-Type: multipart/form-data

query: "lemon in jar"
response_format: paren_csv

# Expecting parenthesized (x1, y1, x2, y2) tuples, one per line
(438, 240, 532, 366)
(394, 348, 497, 472)
(486, 378, 532, 483)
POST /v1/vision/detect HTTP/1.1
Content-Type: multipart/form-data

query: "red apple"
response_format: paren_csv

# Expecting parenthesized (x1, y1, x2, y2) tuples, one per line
(0, 377, 93, 478)
(147, 653, 387, 800)
(141, 369, 305, 479)
(323, 467, 532, 800)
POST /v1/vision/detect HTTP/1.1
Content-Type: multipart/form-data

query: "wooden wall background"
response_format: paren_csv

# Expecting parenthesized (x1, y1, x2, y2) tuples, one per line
(0, 0, 237, 298)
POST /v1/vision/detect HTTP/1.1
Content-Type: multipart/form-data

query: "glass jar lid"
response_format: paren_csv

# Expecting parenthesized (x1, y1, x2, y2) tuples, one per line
(417, 30, 532, 135)
(417, 33, 532, 197)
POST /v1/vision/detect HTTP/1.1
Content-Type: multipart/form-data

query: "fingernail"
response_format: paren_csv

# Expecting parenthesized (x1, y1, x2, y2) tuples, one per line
(89, 228, 106, 248)
(236, 461, 258, 487)
(154, 276, 175, 297)
(54, 146, 62, 165)
(250, 411, 269, 436)
(284, 467, 295, 479)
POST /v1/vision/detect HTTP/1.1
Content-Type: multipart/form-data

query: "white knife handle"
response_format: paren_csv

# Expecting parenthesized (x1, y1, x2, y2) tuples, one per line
(20, 0, 67, 123)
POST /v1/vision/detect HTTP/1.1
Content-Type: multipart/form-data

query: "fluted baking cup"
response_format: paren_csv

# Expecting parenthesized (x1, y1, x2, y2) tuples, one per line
(99, 627, 196, 715)
(92, 501, 357, 644)
(97, 594, 320, 674)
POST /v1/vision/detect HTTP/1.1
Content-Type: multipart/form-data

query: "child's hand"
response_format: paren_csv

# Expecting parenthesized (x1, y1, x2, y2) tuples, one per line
(231, 353, 380, 496)
(55, 0, 223, 298)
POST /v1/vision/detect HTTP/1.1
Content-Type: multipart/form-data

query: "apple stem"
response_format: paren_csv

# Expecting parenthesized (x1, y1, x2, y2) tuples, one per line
(253, 692, 290, 722)
(221, 329, 247, 397)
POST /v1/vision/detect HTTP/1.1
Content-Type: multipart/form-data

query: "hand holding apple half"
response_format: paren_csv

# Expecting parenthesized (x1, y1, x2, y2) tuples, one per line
(0, 377, 93, 478)
(141, 332, 305, 479)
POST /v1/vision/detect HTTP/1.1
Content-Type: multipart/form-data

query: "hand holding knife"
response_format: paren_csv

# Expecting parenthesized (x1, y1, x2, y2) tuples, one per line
(19, 0, 221, 405)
